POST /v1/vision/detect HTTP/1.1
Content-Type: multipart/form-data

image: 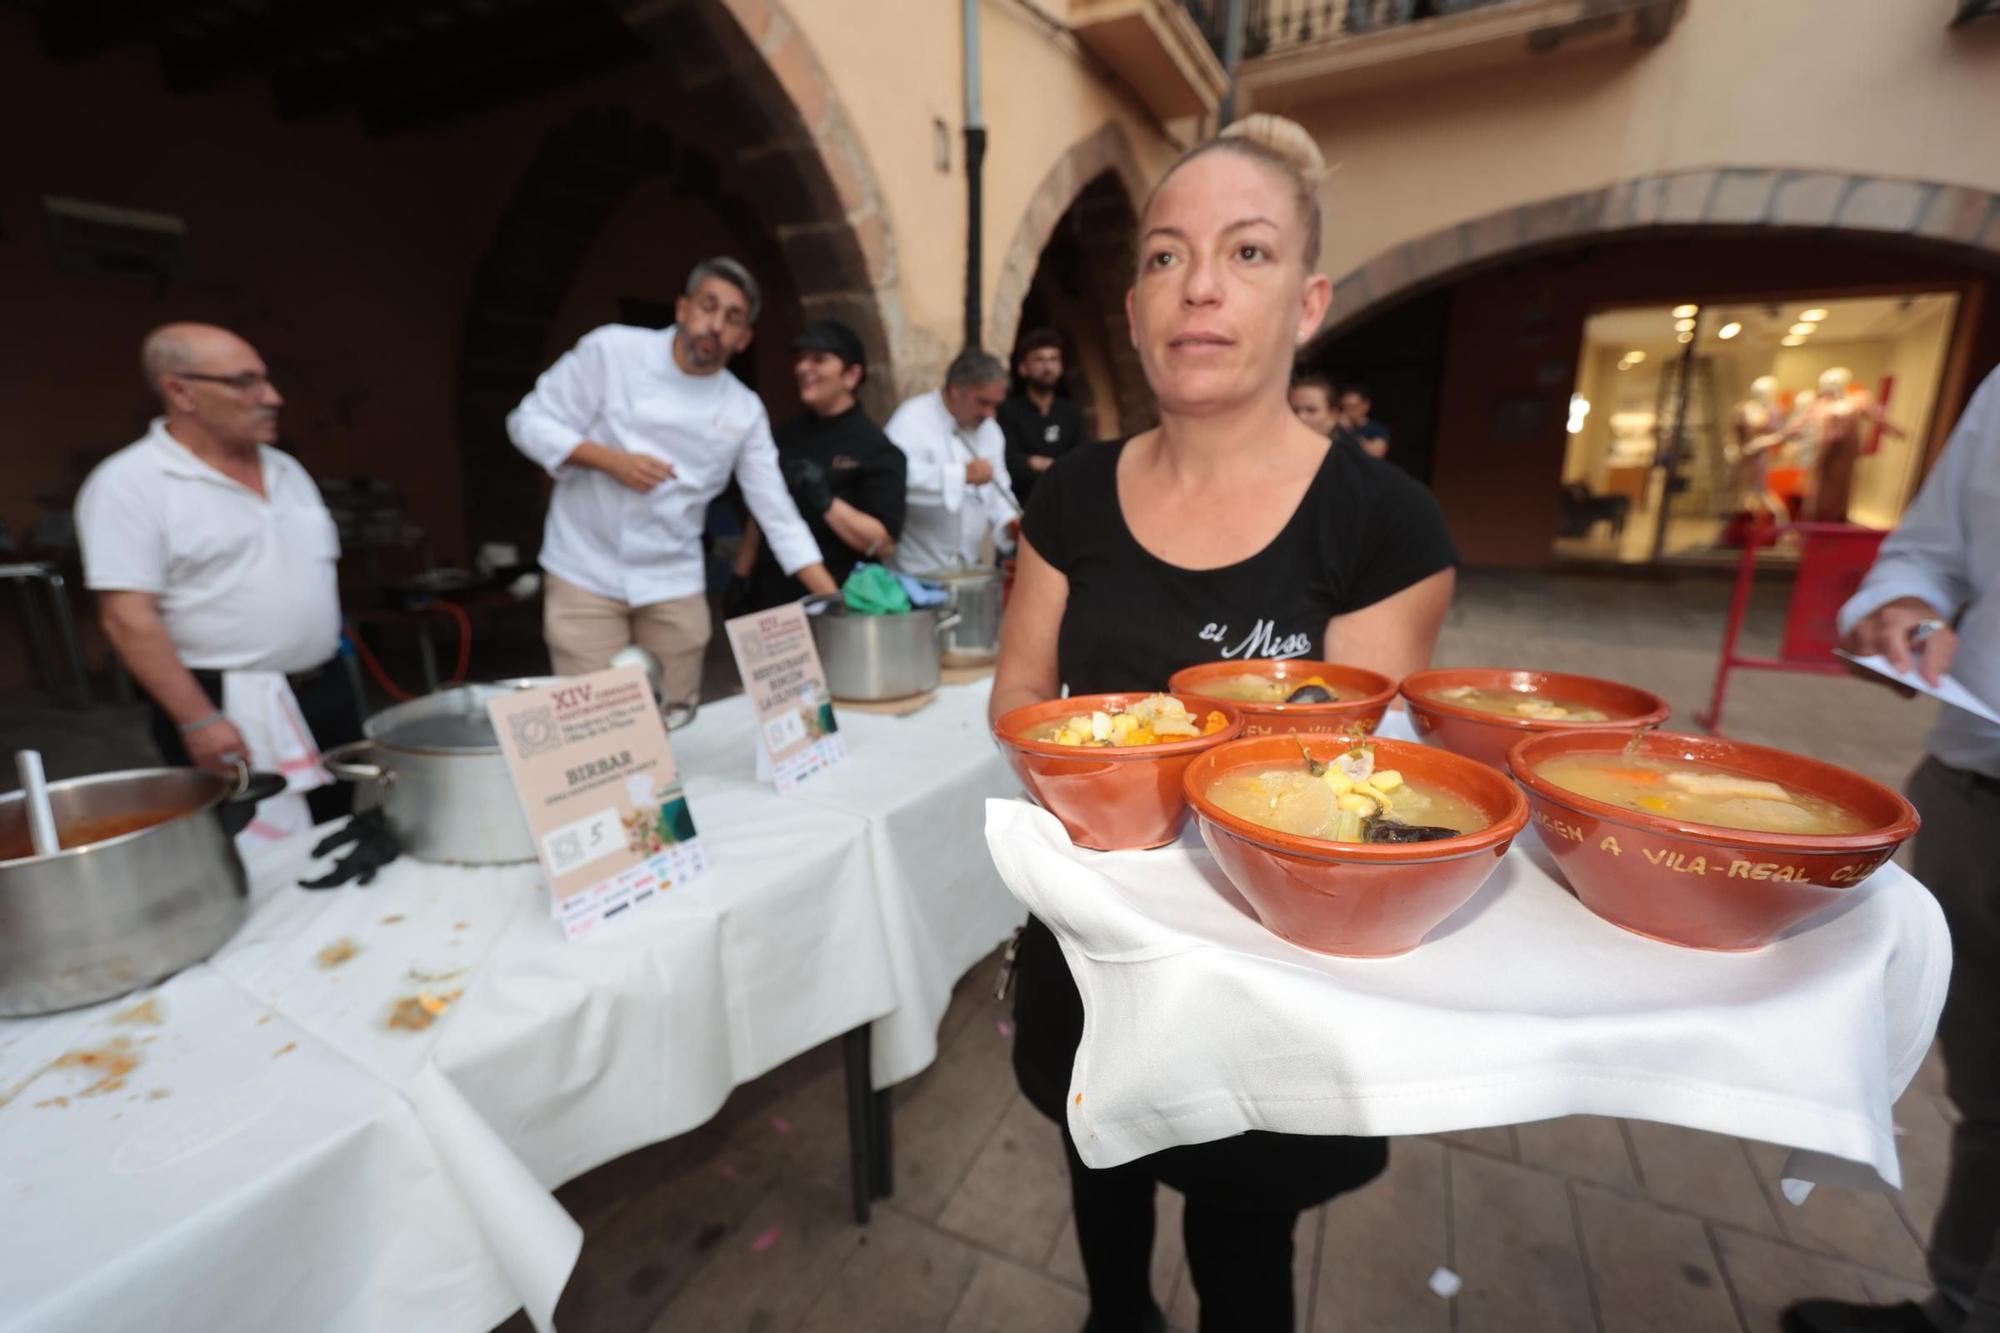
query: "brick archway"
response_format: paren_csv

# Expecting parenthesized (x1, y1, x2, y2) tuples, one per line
(1320, 168, 2000, 336)
(990, 124, 1152, 434)
(990, 123, 1149, 358)
(457, 0, 910, 551)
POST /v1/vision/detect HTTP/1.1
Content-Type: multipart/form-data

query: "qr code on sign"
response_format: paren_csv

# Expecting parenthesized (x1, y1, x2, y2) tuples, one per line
(510, 706, 561, 757)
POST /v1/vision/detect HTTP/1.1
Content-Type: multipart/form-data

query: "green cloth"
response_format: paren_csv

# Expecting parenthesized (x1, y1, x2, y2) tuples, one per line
(842, 563, 911, 615)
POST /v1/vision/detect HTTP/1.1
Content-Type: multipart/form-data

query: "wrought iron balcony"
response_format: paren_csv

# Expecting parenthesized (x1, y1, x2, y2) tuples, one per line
(1184, 0, 1683, 107)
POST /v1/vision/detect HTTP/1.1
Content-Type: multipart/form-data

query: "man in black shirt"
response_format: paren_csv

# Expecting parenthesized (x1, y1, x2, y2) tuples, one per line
(1339, 383, 1391, 460)
(731, 320, 906, 612)
(997, 328, 1086, 508)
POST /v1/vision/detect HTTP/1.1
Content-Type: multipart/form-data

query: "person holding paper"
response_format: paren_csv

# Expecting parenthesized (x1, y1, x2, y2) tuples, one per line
(884, 350, 1018, 576)
(990, 115, 1456, 1333)
(1787, 365, 2000, 1333)
(508, 257, 839, 704)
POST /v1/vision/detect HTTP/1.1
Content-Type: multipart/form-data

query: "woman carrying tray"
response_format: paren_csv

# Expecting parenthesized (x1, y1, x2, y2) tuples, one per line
(989, 116, 1459, 1333)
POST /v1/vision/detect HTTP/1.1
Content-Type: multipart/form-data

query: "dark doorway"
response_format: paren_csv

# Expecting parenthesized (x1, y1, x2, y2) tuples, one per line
(1304, 289, 1452, 483)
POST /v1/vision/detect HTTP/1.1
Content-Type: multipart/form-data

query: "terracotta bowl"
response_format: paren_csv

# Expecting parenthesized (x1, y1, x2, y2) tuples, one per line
(1183, 735, 1529, 957)
(994, 694, 1246, 851)
(1401, 668, 1671, 771)
(1509, 730, 1920, 951)
(1168, 659, 1396, 738)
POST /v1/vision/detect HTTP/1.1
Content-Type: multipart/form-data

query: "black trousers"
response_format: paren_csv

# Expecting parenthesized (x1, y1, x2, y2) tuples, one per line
(1908, 758, 2000, 1331)
(147, 660, 364, 826)
(1015, 917, 1388, 1332)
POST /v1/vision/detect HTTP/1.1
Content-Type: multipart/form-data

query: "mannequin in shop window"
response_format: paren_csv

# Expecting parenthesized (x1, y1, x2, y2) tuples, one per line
(1727, 375, 1792, 529)
(1796, 367, 1904, 524)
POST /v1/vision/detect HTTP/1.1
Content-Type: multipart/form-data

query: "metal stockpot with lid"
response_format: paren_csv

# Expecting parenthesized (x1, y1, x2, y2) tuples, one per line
(0, 763, 287, 1016)
(930, 566, 1004, 667)
(804, 595, 961, 701)
(324, 679, 694, 866)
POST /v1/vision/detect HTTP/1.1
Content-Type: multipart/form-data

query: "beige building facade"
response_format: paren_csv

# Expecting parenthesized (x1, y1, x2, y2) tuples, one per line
(5, 0, 2000, 592)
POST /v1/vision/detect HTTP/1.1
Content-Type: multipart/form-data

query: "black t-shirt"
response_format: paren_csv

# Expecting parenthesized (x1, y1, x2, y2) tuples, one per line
(997, 392, 1086, 508)
(742, 406, 907, 609)
(1008, 434, 1451, 1191)
(1020, 436, 1457, 696)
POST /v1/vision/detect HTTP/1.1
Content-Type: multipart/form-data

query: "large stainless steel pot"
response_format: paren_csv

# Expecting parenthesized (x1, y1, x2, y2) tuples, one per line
(805, 596, 961, 701)
(0, 764, 287, 1017)
(324, 679, 693, 866)
(932, 566, 1004, 667)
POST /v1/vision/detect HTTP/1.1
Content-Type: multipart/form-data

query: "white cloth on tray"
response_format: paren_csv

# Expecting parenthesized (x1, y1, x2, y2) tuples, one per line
(984, 797, 1951, 1188)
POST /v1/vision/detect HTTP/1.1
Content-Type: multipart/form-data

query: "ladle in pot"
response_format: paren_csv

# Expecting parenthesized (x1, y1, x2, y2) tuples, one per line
(609, 645, 697, 731)
(15, 750, 59, 856)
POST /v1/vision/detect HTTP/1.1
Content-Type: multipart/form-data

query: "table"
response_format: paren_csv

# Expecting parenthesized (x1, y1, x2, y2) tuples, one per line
(0, 682, 1021, 1333)
(2, 561, 91, 707)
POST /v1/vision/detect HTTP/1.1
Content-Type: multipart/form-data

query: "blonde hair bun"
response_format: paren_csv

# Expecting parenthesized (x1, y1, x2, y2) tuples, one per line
(1217, 114, 1326, 186)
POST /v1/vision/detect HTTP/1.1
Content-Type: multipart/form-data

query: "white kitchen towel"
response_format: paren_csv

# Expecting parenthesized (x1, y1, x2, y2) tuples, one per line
(985, 798, 1951, 1188)
(222, 671, 329, 849)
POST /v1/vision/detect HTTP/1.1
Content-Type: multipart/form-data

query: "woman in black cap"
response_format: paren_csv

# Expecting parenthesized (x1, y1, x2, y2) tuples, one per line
(731, 319, 909, 611)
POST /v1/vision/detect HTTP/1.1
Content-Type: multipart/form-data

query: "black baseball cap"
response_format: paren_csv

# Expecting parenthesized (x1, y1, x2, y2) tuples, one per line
(793, 319, 867, 376)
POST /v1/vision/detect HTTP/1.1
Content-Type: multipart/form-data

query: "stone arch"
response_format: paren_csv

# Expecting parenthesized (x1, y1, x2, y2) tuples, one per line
(989, 124, 1152, 434)
(457, 0, 910, 550)
(1319, 168, 2000, 338)
(990, 122, 1149, 360)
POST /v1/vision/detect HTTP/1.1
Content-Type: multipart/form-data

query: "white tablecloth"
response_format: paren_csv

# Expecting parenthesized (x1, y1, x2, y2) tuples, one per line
(0, 967, 543, 1333)
(670, 685, 1026, 1086)
(0, 681, 1021, 1333)
(985, 786, 1951, 1189)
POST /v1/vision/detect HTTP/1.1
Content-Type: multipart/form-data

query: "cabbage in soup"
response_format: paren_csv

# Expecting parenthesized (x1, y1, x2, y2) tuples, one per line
(1534, 753, 1867, 835)
(1432, 684, 1611, 723)
(1206, 744, 1486, 844)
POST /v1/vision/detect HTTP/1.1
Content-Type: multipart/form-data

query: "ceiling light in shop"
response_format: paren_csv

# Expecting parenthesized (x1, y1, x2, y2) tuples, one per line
(1675, 318, 1697, 332)
(1717, 322, 1743, 340)
(1617, 350, 1646, 369)
(1781, 334, 1806, 346)
(1672, 304, 1699, 318)
(1799, 308, 1830, 323)
(1677, 331, 1694, 344)
(1789, 322, 1817, 336)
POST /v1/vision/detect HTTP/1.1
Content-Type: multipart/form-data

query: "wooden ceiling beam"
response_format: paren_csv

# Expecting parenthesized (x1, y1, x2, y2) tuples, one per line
(159, 0, 501, 94)
(32, 0, 208, 61)
(269, 0, 637, 124)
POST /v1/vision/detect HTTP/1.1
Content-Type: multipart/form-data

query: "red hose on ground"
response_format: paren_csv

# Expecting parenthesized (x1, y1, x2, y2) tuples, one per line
(348, 601, 474, 703)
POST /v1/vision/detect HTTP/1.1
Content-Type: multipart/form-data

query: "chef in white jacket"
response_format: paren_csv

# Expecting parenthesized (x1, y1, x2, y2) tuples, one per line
(507, 257, 837, 702)
(884, 349, 1018, 576)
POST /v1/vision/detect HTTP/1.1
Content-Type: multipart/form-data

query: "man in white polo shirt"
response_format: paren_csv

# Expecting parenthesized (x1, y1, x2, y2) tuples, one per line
(885, 349, 1018, 576)
(508, 256, 837, 703)
(75, 322, 358, 822)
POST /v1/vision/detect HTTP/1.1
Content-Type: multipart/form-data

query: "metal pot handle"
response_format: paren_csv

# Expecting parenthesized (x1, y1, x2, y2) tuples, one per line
(933, 610, 964, 638)
(802, 593, 843, 616)
(322, 740, 397, 790)
(226, 759, 290, 806)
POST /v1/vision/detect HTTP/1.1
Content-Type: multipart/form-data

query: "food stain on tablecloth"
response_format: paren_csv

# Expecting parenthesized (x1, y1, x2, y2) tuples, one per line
(111, 998, 164, 1026)
(2, 1036, 146, 1108)
(316, 938, 362, 969)
(386, 990, 463, 1032)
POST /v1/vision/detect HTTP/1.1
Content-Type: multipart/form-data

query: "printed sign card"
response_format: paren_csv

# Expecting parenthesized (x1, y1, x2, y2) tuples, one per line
(487, 665, 707, 940)
(723, 602, 846, 792)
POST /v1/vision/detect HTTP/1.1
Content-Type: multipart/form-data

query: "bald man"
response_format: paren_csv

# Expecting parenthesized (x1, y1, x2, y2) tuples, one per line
(75, 324, 359, 822)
